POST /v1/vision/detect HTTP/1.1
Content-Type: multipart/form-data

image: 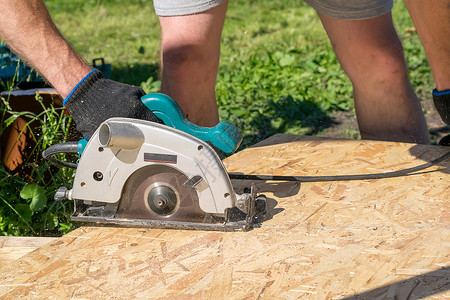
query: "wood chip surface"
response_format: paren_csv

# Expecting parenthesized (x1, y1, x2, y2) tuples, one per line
(0, 134, 449, 299)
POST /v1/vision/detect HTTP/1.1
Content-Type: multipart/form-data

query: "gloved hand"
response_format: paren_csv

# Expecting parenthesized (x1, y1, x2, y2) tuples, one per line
(433, 89, 450, 125)
(63, 69, 162, 138)
(433, 89, 450, 146)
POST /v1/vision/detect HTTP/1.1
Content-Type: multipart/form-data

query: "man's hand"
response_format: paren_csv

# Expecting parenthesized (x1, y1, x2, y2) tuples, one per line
(64, 69, 162, 138)
(433, 89, 450, 125)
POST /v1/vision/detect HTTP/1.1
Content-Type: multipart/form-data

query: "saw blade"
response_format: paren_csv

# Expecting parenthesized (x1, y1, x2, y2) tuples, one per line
(115, 165, 208, 223)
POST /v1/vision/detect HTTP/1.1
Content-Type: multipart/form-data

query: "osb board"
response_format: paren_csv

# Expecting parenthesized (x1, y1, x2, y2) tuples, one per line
(0, 134, 449, 299)
(0, 236, 56, 266)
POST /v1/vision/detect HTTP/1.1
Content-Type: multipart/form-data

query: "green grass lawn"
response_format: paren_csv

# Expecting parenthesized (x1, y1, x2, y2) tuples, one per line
(46, 0, 433, 146)
(0, 0, 434, 236)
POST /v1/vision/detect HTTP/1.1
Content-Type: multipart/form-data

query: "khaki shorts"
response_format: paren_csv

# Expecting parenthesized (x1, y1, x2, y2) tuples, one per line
(303, 0, 393, 20)
(153, 0, 224, 16)
(154, 0, 392, 19)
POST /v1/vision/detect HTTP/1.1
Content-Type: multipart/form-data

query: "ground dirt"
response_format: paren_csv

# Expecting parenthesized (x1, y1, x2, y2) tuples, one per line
(318, 96, 449, 145)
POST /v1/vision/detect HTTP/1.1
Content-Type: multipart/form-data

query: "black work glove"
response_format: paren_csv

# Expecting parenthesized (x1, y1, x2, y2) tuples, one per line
(433, 89, 450, 125)
(63, 69, 162, 138)
(433, 89, 450, 146)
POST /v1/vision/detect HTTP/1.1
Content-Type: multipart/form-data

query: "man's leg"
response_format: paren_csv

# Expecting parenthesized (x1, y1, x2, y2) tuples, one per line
(158, 0, 228, 127)
(318, 12, 430, 144)
(404, 0, 450, 91)
(404, 0, 450, 126)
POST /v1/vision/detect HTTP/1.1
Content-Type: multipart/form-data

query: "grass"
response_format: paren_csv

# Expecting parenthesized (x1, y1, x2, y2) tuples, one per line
(0, 0, 434, 236)
(46, 0, 434, 146)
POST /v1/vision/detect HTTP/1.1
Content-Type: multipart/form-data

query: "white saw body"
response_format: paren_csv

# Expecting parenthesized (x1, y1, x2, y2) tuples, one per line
(55, 118, 265, 231)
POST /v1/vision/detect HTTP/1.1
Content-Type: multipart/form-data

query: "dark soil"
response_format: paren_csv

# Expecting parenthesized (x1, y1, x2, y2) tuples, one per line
(318, 96, 449, 145)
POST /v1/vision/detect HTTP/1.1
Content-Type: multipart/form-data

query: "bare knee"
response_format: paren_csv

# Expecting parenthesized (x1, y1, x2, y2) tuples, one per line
(344, 40, 409, 87)
(372, 41, 407, 80)
(162, 44, 218, 81)
(162, 41, 200, 63)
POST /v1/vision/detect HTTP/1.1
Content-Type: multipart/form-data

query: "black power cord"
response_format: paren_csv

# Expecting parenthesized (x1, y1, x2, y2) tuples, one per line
(42, 141, 79, 168)
(229, 150, 450, 182)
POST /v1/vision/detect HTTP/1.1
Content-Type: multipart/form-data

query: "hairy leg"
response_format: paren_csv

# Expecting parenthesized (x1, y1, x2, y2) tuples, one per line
(0, 0, 92, 98)
(158, 0, 228, 127)
(318, 12, 429, 144)
(404, 0, 450, 128)
(404, 0, 450, 91)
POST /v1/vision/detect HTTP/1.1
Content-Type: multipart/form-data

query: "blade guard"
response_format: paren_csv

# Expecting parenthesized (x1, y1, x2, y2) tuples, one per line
(70, 118, 237, 215)
(141, 93, 242, 154)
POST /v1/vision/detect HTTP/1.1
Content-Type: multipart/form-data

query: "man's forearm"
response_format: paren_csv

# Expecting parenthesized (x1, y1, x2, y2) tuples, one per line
(0, 0, 92, 97)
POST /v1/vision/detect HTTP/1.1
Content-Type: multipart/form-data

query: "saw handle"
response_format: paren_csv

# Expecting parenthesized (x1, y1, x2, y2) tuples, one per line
(141, 93, 243, 154)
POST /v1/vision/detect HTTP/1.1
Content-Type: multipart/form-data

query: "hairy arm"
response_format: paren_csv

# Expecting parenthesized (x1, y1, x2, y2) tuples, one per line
(0, 0, 92, 97)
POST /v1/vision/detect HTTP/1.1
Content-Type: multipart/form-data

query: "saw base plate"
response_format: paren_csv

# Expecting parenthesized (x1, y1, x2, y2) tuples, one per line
(72, 202, 253, 231)
(71, 185, 263, 232)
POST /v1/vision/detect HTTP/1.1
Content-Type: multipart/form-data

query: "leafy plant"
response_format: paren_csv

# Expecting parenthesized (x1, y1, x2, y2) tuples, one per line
(20, 183, 47, 212)
(0, 92, 77, 236)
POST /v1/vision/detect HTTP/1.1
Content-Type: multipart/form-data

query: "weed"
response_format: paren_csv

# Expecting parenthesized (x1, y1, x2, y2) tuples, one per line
(0, 92, 77, 236)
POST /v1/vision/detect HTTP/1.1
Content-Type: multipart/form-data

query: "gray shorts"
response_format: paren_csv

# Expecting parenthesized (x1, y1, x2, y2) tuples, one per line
(303, 0, 393, 20)
(154, 0, 224, 16)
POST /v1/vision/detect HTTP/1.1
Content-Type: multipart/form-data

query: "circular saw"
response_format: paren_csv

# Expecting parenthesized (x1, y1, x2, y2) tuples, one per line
(46, 93, 266, 231)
